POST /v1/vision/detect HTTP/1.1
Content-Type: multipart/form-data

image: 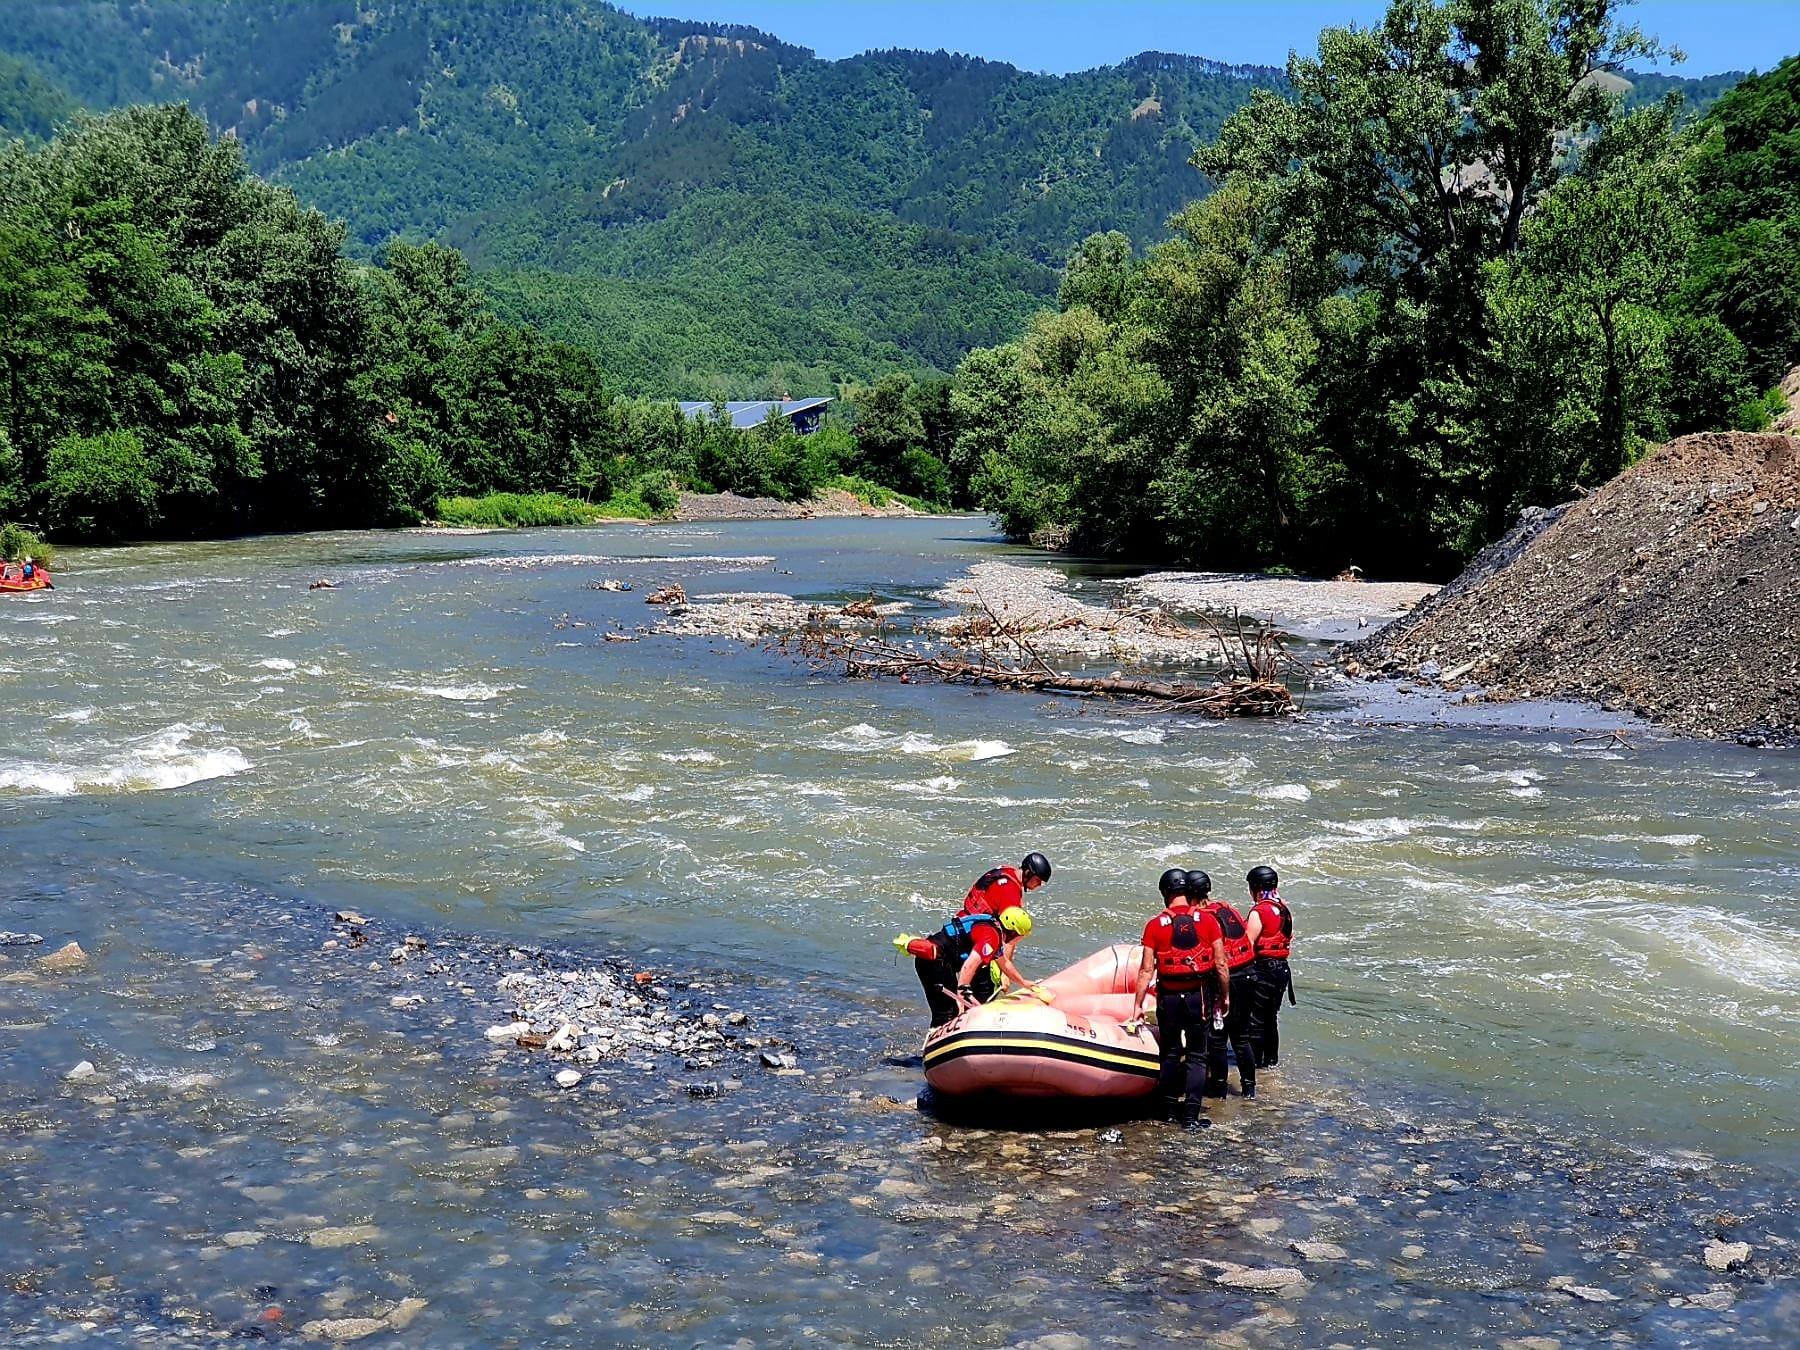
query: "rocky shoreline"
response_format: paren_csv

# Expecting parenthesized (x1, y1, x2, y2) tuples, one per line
(6, 884, 1796, 1345)
(675, 486, 925, 522)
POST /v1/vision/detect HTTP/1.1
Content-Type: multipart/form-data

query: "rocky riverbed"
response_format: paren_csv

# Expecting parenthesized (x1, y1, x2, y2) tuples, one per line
(4, 873, 1796, 1345)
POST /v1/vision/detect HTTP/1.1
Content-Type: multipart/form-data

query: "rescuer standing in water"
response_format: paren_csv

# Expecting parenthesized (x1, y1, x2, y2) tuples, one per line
(1130, 869, 1228, 1130)
(1243, 865, 1294, 1068)
(1194, 869, 1258, 1099)
(903, 906, 1037, 1027)
(958, 852, 1053, 916)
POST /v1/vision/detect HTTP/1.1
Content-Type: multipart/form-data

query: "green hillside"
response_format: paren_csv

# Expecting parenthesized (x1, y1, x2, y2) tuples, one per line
(0, 1, 1281, 391)
(0, 1, 1744, 395)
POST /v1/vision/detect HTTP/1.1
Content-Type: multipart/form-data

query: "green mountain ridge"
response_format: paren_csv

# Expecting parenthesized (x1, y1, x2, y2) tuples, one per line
(0, 1, 1745, 394)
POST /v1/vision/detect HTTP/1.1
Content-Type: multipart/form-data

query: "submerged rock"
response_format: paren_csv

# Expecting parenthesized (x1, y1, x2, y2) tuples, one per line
(1559, 1284, 1621, 1303)
(299, 1316, 389, 1342)
(1212, 1264, 1308, 1293)
(1290, 1240, 1348, 1262)
(37, 942, 89, 973)
(306, 1224, 382, 1249)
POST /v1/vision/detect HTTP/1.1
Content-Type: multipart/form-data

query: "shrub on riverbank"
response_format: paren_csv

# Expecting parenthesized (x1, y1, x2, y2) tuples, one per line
(830, 475, 943, 514)
(434, 493, 610, 528)
(0, 522, 54, 567)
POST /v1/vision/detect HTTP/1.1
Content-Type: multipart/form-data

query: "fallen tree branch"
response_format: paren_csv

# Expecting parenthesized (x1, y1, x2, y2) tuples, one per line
(789, 630, 1296, 717)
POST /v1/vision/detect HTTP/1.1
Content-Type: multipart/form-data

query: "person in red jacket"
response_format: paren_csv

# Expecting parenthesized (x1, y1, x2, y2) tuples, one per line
(958, 852, 1052, 917)
(903, 906, 1037, 1027)
(1131, 868, 1228, 1130)
(1243, 865, 1295, 1068)
(1195, 869, 1258, 1100)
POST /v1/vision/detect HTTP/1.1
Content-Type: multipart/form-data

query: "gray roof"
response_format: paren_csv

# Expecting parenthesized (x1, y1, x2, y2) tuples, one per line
(676, 398, 832, 429)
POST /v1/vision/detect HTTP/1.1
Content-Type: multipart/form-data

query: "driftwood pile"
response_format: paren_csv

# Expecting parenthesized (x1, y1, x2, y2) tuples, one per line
(783, 595, 1297, 718)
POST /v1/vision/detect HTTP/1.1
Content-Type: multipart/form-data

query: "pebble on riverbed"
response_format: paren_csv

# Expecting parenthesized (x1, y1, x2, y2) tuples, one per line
(1702, 1238, 1752, 1271)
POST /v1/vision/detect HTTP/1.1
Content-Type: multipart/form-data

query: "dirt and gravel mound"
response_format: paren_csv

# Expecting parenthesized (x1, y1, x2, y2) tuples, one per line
(674, 488, 920, 521)
(1349, 430, 1800, 745)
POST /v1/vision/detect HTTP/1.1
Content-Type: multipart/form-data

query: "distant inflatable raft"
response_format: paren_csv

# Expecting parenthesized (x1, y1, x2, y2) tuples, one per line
(0, 572, 50, 594)
(922, 944, 1161, 1100)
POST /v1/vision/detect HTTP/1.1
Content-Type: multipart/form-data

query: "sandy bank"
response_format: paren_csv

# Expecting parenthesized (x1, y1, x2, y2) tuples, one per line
(1126, 571, 1437, 641)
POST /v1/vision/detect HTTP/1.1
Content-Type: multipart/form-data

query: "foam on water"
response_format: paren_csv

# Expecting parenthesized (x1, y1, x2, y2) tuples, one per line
(0, 724, 250, 796)
(818, 722, 1014, 762)
(1258, 783, 1313, 802)
(402, 682, 514, 702)
(889, 775, 962, 796)
(257, 657, 298, 671)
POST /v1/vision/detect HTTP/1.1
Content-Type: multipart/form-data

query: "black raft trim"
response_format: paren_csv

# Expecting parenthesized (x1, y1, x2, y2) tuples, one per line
(924, 1029, 1161, 1079)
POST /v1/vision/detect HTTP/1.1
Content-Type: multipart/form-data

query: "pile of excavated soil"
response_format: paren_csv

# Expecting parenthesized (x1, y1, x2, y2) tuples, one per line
(1349, 431, 1800, 745)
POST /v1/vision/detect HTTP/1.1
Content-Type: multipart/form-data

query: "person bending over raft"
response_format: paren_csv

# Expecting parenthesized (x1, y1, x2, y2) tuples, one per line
(1243, 865, 1295, 1068)
(958, 852, 1052, 917)
(1131, 869, 1229, 1130)
(1194, 870, 1258, 1100)
(905, 906, 1036, 1028)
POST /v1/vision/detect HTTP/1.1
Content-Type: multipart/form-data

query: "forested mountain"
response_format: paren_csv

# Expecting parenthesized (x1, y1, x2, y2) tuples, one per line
(0, 1, 1295, 392)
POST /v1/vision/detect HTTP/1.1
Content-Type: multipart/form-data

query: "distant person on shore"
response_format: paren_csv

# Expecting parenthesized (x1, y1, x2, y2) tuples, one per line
(1243, 866, 1295, 1068)
(1131, 868, 1228, 1130)
(902, 905, 1036, 1027)
(1194, 869, 1258, 1100)
(958, 852, 1052, 917)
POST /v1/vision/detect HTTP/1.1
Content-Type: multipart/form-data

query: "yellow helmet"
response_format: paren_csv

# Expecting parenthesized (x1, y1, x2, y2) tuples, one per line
(999, 906, 1032, 938)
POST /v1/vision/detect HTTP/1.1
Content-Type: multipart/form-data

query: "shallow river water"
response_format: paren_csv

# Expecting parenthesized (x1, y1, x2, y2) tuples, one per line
(2, 518, 1796, 1344)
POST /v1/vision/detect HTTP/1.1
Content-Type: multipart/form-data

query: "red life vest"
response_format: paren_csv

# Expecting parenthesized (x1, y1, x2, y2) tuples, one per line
(1251, 896, 1292, 959)
(1205, 901, 1255, 970)
(961, 864, 1024, 916)
(1153, 902, 1219, 991)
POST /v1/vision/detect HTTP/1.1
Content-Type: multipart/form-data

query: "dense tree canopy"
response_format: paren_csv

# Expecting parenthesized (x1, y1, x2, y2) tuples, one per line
(0, 107, 938, 542)
(952, 1, 1798, 577)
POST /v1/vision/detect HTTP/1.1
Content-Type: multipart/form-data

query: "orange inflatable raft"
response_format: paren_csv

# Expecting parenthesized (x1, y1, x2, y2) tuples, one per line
(922, 944, 1161, 1100)
(0, 569, 51, 594)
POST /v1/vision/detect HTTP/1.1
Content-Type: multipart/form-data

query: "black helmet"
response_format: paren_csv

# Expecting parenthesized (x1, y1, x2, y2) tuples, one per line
(1184, 869, 1212, 899)
(1157, 868, 1187, 900)
(1247, 865, 1279, 892)
(1022, 852, 1053, 883)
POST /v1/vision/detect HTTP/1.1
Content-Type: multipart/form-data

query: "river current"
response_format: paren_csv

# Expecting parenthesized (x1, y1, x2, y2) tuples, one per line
(3, 518, 1796, 1344)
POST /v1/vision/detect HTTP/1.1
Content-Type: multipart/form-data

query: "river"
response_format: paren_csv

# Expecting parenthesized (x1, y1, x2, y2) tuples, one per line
(3, 517, 1796, 1344)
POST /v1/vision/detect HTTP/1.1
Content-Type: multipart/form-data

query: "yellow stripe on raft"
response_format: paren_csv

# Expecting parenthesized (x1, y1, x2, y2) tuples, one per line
(922, 1034, 1160, 1073)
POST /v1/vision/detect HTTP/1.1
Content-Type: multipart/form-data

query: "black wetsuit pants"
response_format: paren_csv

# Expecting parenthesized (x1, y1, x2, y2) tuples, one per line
(1155, 985, 1217, 1108)
(1247, 958, 1291, 1067)
(915, 955, 997, 1028)
(1206, 966, 1259, 1094)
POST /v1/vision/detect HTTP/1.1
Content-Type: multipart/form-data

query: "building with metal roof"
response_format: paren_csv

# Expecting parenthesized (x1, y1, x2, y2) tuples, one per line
(675, 398, 832, 434)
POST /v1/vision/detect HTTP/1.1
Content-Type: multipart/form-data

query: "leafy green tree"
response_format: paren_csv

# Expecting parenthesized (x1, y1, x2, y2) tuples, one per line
(851, 373, 926, 480)
(44, 429, 158, 539)
(1495, 111, 1693, 478)
(1059, 231, 1137, 321)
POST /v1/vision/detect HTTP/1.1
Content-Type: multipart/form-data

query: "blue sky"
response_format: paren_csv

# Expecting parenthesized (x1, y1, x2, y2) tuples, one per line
(622, 1, 1799, 77)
